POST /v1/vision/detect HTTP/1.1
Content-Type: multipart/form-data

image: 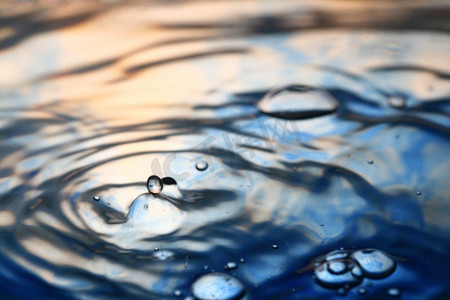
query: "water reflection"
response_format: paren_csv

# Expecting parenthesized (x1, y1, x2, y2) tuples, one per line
(0, 1, 449, 299)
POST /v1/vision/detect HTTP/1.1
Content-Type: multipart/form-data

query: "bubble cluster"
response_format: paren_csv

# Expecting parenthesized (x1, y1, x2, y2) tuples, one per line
(191, 273, 245, 300)
(314, 248, 396, 291)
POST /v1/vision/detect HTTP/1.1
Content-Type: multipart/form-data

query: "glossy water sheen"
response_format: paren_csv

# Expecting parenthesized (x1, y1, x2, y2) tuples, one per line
(0, 1, 449, 299)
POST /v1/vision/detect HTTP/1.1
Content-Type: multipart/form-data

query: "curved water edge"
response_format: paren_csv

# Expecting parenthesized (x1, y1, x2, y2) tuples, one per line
(0, 1, 449, 299)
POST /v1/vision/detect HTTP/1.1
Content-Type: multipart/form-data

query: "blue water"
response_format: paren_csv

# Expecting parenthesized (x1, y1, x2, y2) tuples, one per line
(0, 1, 449, 299)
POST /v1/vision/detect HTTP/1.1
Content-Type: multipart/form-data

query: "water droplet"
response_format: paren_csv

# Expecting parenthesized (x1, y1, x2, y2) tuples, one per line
(196, 160, 209, 171)
(258, 85, 338, 120)
(203, 265, 209, 270)
(320, 223, 324, 226)
(225, 262, 238, 270)
(143, 204, 149, 210)
(147, 175, 163, 194)
(387, 95, 407, 109)
(154, 247, 159, 252)
(191, 273, 245, 300)
(352, 249, 395, 278)
(174, 289, 182, 297)
(93, 195, 100, 201)
(367, 160, 374, 164)
(387, 288, 401, 297)
(239, 258, 245, 263)
(315, 260, 362, 288)
(327, 261, 347, 274)
(272, 244, 279, 249)
(358, 287, 367, 295)
(416, 191, 422, 196)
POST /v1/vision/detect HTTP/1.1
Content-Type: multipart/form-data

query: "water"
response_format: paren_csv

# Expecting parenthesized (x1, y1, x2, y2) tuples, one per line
(0, 1, 449, 299)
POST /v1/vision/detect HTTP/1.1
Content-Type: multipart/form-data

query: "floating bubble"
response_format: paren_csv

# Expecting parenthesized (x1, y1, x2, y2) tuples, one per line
(191, 273, 245, 300)
(387, 95, 407, 109)
(314, 259, 363, 288)
(327, 261, 347, 274)
(387, 288, 401, 297)
(224, 262, 238, 270)
(258, 85, 338, 120)
(196, 160, 209, 171)
(351, 249, 395, 278)
(147, 175, 163, 194)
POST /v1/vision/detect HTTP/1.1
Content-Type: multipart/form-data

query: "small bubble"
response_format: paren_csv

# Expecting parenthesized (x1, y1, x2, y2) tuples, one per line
(416, 191, 422, 196)
(358, 287, 367, 295)
(272, 244, 279, 249)
(387, 95, 407, 109)
(93, 195, 100, 201)
(225, 262, 238, 270)
(154, 247, 159, 252)
(327, 261, 347, 274)
(239, 258, 245, 263)
(367, 160, 374, 165)
(191, 273, 245, 300)
(196, 160, 209, 171)
(147, 175, 163, 194)
(320, 223, 324, 227)
(174, 289, 182, 297)
(387, 288, 401, 297)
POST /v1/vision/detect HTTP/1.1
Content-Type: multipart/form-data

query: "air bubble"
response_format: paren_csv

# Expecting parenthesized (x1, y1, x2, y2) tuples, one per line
(191, 273, 245, 300)
(387, 288, 401, 297)
(93, 195, 100, 201)
(196, 160, 209, 171)
(351, 249, 395, 278)
(272, 244, 279, 249)
(327, 261, 347, 274)
(387, 95, 407, 109)
(147, 175, 163, 194)
(225, 262, 237, 270)
(416, 191, 422, 196)
(258, 85, 338, 120)
(314, 260, 363, 288)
